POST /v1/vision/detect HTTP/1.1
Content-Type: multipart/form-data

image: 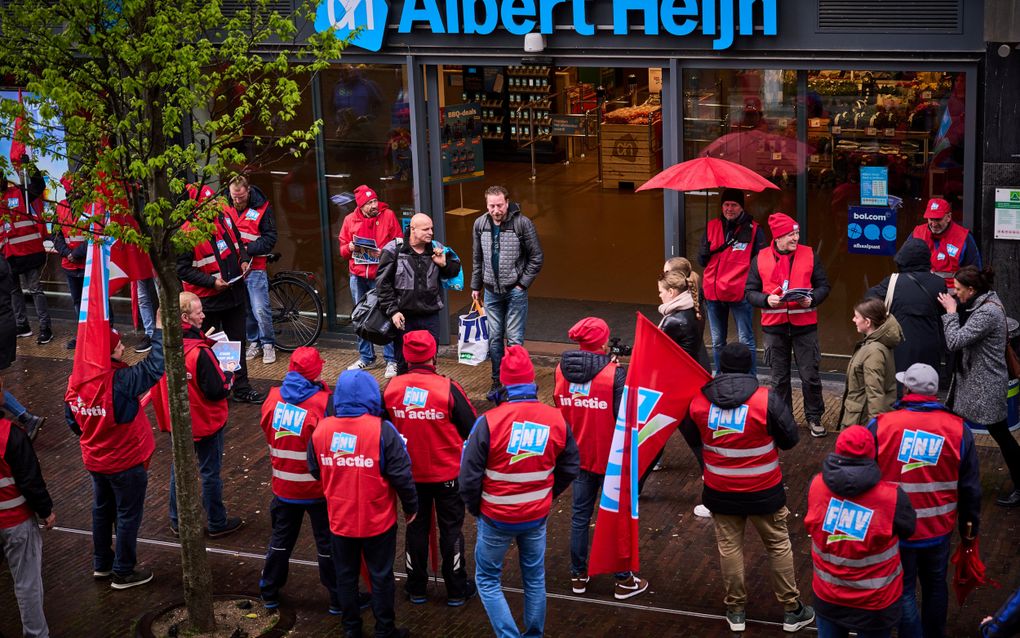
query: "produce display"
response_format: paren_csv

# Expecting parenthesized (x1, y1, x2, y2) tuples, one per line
(603, 104, 661, 126)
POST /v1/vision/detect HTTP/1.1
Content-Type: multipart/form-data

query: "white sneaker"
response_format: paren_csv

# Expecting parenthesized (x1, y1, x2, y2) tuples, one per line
(652, 461, 664, 471)
(245, 343, 261, 360)
(694, 504, 712, 518)
(262, 344, 276, 364)
(347, 359, 373, 371)
(385, 361, 399, 378)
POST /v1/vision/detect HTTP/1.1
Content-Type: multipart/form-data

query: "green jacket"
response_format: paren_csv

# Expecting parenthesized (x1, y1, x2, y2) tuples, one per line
(841, 314, 904, 428)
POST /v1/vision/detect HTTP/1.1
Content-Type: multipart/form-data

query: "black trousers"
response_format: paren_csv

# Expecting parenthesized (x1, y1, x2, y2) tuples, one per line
(763, 329, 825, 422)
(392, 312, 441, 374)
(985, 419, 1020, 490)
(259, 497, 338, 608)
(404, 479, 468, 599)
(333, 524, 398, 637)
(201, 304, 251, 393)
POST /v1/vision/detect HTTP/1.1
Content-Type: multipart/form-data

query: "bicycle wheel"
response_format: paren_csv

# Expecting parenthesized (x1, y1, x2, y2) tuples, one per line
(269, 276, 324, 351)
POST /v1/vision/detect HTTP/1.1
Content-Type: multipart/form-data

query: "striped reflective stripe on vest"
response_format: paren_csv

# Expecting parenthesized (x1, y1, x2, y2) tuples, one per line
(0, 477, 15, 488)
(0, 495, 27, 510)
(238, 230, 259, 242)
(762, 308, 814, 315)
(484, 468, 554, 483)
(703, 441, 776, 458)
(815, 563, 902, 590)
(915, 502, 957, 518)
(897, 481, 958, 493)
(269, 447, 307, 461)
(193, 255, 216, 268)
(12, 220, 36, 229)
(704, 458, 780, 476)
(812, 542, 899, 568)
(272, 468, 316, 482)
(8, 233, 41, 245)
(482, 486, 551, 505)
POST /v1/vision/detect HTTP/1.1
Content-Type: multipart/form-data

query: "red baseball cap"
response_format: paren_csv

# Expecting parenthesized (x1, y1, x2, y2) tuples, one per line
(923, 198, 951, 219)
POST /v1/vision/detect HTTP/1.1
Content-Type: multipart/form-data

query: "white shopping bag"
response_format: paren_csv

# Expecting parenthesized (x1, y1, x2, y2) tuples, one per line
(458, 300, 489, 366)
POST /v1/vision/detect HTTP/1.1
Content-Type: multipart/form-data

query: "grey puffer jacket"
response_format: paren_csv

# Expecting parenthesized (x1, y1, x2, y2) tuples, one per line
(943, 290, 1008, 425)
(471, 203, 543, 294)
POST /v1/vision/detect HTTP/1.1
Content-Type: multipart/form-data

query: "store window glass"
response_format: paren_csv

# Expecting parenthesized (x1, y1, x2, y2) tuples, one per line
(807, 70, 967, 354)
(320, 63, 414, 321)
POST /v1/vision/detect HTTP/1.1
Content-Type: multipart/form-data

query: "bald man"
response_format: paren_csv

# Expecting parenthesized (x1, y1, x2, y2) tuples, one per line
(376, 213, 461, 374)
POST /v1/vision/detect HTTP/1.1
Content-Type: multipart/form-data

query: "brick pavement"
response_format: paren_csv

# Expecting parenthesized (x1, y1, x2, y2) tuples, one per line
(1, 327, 1017, 637)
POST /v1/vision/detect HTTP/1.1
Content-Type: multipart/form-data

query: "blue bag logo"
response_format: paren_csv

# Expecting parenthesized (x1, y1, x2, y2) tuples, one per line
(315, 0, 388, 52)
(271, 402, 308, 439)
(507, 421, 550, 464)
(822, 497, 874, 543)
(707, 404, 749, 439)
(245, 208, 259, 221)
(896, 429, 945, 472)
(568, 381, 590, 397)
(403, 386, 428, 409)
(330, 431, 358, 455)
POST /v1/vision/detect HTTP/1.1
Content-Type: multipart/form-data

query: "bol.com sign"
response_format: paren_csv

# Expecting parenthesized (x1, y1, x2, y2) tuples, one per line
(315, 0, 778, 52)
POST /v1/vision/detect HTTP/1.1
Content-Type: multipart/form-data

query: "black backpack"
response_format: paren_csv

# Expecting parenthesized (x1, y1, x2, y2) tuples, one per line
(351, 289, 397, 345)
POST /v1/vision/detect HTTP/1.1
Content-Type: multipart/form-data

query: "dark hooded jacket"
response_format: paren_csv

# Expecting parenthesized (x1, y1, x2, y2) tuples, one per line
(866, 238, 945, 376)
(679, 373, 799, 515)
(558, 350, 626, 419)
(376, 228, 461, 317)
(470, 202, 544, 294)
(811, 453, 916, 632)
(306, 370, 418, 516)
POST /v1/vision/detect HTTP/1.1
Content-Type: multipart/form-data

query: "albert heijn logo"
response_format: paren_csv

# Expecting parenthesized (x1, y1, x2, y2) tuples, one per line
(707, 404, 749, 439)
(315, 0, 388, 52)
(507, 421, 550, 464)
(897, 429, 945, 472)
(330, 431, 358, 455)
(822, 497, 874, 543)
(271, 402, 309, 439)
(568, 381, 591, 397)
(403, 386, 429, 409)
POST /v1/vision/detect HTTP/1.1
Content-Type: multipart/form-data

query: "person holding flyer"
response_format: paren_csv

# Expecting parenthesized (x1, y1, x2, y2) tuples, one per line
(337, 184, 403, 377)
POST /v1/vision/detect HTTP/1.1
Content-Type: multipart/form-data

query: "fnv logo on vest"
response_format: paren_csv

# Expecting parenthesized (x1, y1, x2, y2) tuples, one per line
(330, 431, 358, 455)
(897, 429, 945, 472)
(271, 402, 308, 439)
(315, 0, 388, 52)
(707, 404, 749, 439)
(822, 497, 874, 543)
(507, 421, 550, 464)
(403, 386, 428, 409)
(568, 381, 591, 397)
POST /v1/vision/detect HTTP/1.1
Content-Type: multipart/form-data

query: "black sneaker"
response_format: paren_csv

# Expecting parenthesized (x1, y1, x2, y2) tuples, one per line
(66, 338, 77, 350)
(996, 490, 1020, 508)
(447, 581, 477, 607)
(17, 413, 44, 442)
(207, 516, 245, 538)
(232, 388, 265, 404)
(36, 327, 53, 345)
(16, 324, 32, 338)
(134, 335, 152, 354)
(782, 603, 815, 632)
(111, 566, 154, 590)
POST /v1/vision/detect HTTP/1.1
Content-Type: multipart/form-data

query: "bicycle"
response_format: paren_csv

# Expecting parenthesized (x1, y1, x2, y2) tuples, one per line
(266, 252, 324, 351)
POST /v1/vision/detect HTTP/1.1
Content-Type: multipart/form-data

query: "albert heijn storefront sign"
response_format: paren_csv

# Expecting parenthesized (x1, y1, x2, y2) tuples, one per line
(315, 0, 778, 53)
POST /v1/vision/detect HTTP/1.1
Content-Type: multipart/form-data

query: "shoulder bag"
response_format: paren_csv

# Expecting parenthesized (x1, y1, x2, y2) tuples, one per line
(987, 300, 1020, 379)
(884, 273, 899, 310)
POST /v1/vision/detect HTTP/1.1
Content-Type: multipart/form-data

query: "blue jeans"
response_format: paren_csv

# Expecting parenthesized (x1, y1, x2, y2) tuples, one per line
(245, 269, 274, 346)
(2, 390, 27, 418)
(816, 614, 891, 638)
(475, 517, 547, 638)
(90, 464, 148, 575)
(168, 429, 228, 531)
(570, 470, 628, 579)
(484, 287, 529, 381)
(350, 275, 395, 364)
(136, 278, 157, 338)
(898, 536, 951, 638)
(704, 299, 756, 375)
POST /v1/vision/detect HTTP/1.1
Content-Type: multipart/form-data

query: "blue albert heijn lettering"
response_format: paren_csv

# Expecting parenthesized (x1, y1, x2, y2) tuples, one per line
(822, 497, 874, 543)
(315, 0, 777, 52)
(707, 403, 749, 438)
(272, 402, 309, 439)
(330, 431, 358, 455)
(507, 420, 550, 464)
(403, 386, 429, 409)
(897, 429, 945, 473)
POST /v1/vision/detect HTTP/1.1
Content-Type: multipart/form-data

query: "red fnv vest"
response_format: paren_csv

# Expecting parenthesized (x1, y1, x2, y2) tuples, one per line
(228, 199, 270, 270)
(553, 363, 617, 474)
(259, 386, 329, 500)
(1, 185, 45, 258)
(704, 218, 759, 302)
(875, 407, 963, 541)
(74, 363, 156, 474)
(912, 222, 970, 290)
(805, 475, 903, 611)
(384, 371, 463, 483)
(183, 213, 242, 298)
(0, 419, 33, 529)
(184, 337, 229, 440)
(56, 198, 86, 271)
(313, 414, 397, 538)
(481, 401, 568, 524)
(689, 387, 782, 493)
(757, 244, 818, 327)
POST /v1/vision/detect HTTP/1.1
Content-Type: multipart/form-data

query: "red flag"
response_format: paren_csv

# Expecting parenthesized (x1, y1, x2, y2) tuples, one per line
(951, 536, 1000, 605)
(87, 198, 152, 294)
(147, 375, 172, 433)
(588, 313, 712, 575)
(9, 89, 29, 170)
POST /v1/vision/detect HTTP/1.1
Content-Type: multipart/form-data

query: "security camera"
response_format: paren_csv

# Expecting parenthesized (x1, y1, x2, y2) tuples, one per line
(524, 33, 545, 53)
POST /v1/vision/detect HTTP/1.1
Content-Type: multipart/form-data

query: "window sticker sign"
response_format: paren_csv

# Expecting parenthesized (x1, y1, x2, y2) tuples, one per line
(860, 166, 888, 207)
(848, 206, 897, 256)
(994, 188, 1020, 240)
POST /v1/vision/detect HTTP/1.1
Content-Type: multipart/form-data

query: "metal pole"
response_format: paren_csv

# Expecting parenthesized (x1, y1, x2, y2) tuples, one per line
(529, 103, 537, 182)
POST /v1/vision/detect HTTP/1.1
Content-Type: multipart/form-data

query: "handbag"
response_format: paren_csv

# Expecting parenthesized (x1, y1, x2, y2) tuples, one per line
(884, 273, 898, 310)
(987, 300, 1020, 380)
(457, 299, 489, 366)
(351, 289, 397, 346)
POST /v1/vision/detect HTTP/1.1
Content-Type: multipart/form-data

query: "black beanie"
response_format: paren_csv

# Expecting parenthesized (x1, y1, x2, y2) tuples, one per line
(719, 342, 753, 374)
(720, 188, 745, 208)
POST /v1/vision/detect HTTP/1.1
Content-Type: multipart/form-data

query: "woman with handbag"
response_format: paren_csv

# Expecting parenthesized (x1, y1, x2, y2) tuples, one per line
(938, 265, 1020, 507)
(840, 297, 903, 430)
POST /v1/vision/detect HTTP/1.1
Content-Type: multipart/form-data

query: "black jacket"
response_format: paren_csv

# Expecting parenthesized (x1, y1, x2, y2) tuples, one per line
(227, 185, 278, 259)
(697, 210, 769, 268)
(745, 243, 831, 336)
(866, 238, 946, 375)
(813, 453, 916, 632)
(558, 350, 626, 418)
(658, 309, 711, 373)
(2, 413, 53, 520)
(0, 255, 16, 371)
(376, 228, 461, 317)
(470, 202, 544, 293)
(679, 373, 798, 515)
(175, 213, 249, 312)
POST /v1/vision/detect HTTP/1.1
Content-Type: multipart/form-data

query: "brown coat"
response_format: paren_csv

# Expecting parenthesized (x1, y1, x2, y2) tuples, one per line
(841, 314, 904, 428)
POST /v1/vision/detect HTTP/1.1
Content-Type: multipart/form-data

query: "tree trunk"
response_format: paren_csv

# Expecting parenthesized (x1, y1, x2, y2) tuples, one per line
(153, 262, 216, 632)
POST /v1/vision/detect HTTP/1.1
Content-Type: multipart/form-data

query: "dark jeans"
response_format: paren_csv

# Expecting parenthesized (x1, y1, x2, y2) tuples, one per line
(333, 524, 398, 637)
(393, 313, 441, 374)
(90, 464, 148, 575)
(570, 469, 628, 579)
(201, 304, 251, 394)
(816, 614, 892, 638)
(984, 419, 1020, 490)
(64, 268, 84, 317)
(168, 429, 228, 531)
(763, 329, 825, 422)
(260, 497, 338, 608)
(898, 536, 951, 638)
(405, 479, 468, 599)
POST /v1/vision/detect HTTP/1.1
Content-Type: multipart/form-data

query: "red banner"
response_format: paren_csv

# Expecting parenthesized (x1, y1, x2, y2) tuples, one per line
(588, 313, 712, 575)
(86, 199, 152, 294)
(64, 240, 114, 431)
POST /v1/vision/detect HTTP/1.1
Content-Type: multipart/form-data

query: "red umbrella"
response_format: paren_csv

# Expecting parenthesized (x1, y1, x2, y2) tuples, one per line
(636, 156, 779, 193)
(951, 531, 1000, 605)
